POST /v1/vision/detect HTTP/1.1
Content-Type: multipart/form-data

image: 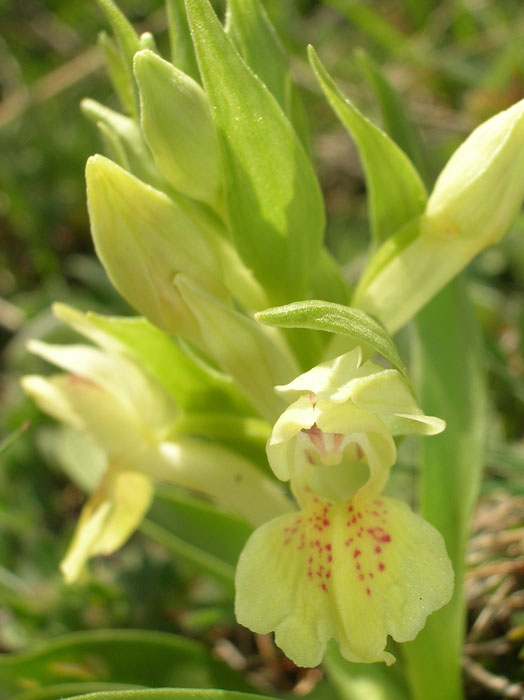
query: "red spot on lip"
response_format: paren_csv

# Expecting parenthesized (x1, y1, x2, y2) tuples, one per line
(378, 563, 385, 571)
(375, 546, 382, 553)
(353, 549, 361, 559)
(325, 544, 332, 551)
(327, 555, 332, 563)
(348, 505, 354, 512)
(359, 573, 365, 581)
(367, 527, 391, 543)
(366, 587, 371, 596)
(321, 583, 327, 592)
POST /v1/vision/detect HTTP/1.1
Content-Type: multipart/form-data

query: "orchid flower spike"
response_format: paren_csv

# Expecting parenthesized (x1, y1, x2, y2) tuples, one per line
(235, 347, 454, 666)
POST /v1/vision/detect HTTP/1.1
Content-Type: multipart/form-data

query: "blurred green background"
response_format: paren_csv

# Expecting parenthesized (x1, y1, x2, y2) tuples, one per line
(1, 1, 524, 697)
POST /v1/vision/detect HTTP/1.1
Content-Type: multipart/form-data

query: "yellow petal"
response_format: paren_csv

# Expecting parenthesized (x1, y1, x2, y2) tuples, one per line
(235, 494, 453, 667)
(275, 347, 363, 400)
(61, 471, 153, 582)
(266, 394, 316, 480)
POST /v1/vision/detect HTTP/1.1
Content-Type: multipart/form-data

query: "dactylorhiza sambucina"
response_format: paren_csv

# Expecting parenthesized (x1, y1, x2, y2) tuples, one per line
(235, 347, 454, 666)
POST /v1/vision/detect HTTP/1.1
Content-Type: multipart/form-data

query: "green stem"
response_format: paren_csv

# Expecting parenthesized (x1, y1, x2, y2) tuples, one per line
(402, 276, 487, 700)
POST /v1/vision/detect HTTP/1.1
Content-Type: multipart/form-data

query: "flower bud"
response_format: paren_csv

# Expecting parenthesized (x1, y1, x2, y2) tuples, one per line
(355, 99, 524, 333)
(424, 98, 524, 244)
(134, 49, 222, 206)
(86, 154, 228, 344)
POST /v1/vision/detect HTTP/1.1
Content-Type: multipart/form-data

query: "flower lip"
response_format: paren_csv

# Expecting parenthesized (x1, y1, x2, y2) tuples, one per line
(235, 492, 454, 667)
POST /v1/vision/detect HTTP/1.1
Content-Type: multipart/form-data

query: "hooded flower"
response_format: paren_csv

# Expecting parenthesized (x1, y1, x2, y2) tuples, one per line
(235, 347, 453, 666)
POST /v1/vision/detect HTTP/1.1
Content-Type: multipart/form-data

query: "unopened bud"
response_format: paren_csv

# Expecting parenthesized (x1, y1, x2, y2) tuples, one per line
(86, 155, 228, 343)
(134, 49, 222, 206)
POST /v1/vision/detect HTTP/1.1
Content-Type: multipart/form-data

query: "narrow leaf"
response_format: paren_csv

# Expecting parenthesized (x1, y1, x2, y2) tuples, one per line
(95, 0, 140, 72)
(165, 0, 200, 81)
(185, 0, 324, 304)
(60, 690, 279, 700)
(0, 630, 248, 698)
(95, 0, 140, 116)
(309, 46, 426, 247)
(225, 0, 291, 112)
(10, 683, 142, 700)
(256, 300, 407, 377)
(97, 31, 136, 117)
(354, 48, 427, 181)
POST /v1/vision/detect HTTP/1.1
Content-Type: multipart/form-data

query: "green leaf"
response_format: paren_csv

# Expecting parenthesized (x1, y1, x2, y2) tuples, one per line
(0, 421, 30, 457)
(225, 0, 291, 113)
(98, 31, 136, 117)
(354, 48, 427, 182)
(185, 0, 324, 304)
(324, 0, 414, 62)
(0, 630, 250, 699)
(256, 300, 407, 377)
(402, 277, 487, 700)
(95, 0, 140, 73)
(95, 0, 140, 116)
(11, 684, 142, 700)
(225, 0, 311, 149)
(309, 46, 426, 247)
(143, 486, 253, 586)
(311, 249, 349, 306)
(165, 0, 200, 81)
(60, 690, 280, 700)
